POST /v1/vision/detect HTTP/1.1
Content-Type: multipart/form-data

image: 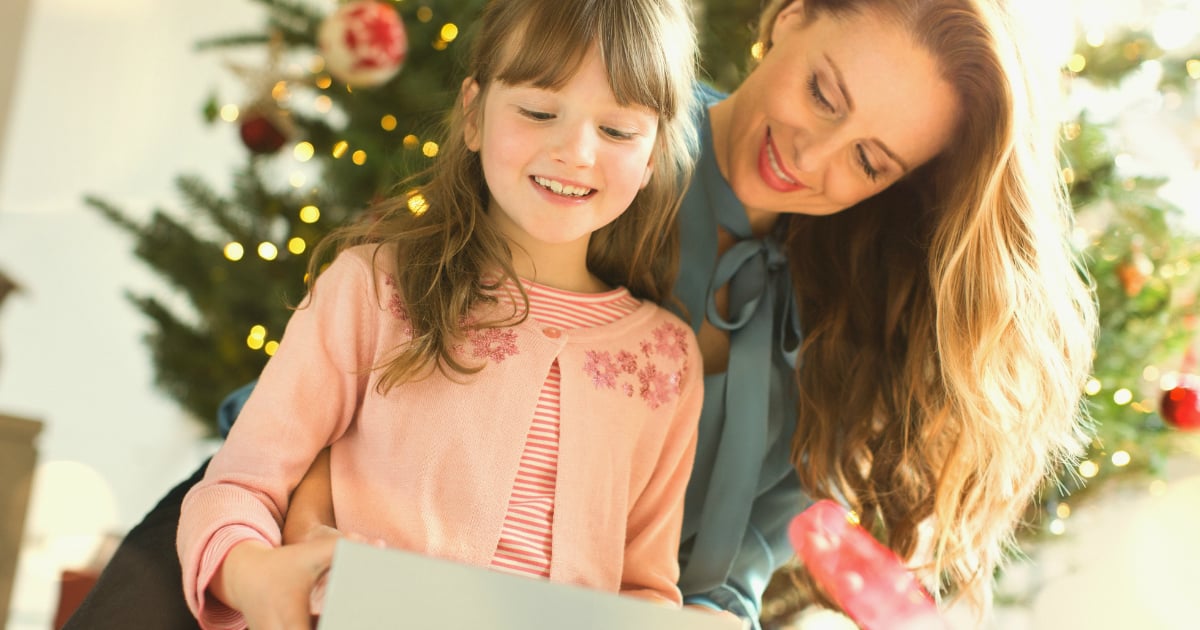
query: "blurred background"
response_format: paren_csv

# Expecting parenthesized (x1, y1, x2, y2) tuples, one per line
(1, 0, 1199, 628)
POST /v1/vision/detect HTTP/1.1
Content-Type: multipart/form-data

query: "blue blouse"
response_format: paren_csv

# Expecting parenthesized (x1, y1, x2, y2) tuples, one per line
(672, 83, 807, 628)
(215, 83, 808, 629)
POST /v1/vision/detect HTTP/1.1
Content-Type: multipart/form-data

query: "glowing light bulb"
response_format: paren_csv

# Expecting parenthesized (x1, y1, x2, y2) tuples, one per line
(408, 192, 429, 215)
(300, 205, 321, 223)
(294, 142, 315, 162)
(258, 242, 279, 261)
(224, 242, 245, 261)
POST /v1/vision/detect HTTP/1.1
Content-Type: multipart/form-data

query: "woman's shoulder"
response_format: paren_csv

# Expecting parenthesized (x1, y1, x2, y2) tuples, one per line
(691, 81, 728, 111)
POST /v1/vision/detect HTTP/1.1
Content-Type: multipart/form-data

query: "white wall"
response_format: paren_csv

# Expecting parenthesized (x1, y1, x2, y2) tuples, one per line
(0, 0, 263, 626)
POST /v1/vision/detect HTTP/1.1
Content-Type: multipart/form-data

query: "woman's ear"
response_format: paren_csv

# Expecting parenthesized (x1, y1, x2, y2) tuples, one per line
(771, 1, 806, 43)
(461, 77, 482, 152)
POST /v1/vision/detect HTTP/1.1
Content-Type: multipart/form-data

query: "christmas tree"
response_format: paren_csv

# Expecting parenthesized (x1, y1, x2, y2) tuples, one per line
(88, 0, 1200, 625)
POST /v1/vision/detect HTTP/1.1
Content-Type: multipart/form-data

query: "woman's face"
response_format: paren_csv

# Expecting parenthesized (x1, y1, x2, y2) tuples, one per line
(718, 2, 961, 217)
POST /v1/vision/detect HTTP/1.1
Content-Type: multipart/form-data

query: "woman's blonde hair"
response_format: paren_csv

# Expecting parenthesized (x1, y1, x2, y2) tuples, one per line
(307, 0, 698, 390)
(759, 0, 1097, 609)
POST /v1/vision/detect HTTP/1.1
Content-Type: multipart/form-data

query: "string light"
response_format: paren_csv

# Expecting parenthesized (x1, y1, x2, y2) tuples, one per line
(1062, 167, 1076, 185)
(407, 192, 429, 215)
(352, 150, 368, 165)
(1048, 519, 1066, 535)
(246, 325, 267, 350)
(1113, 388, 1133, 405)
(224, 242, 245, 261)
(314, 95, 333, 113)
(1085, 378, 1102, 396)
(422, 141, 439, 158)
(309, 56, 325, 74)
(289, 173, 306, 188)
(220, 105, 240, 122)
(271, 81, 289, 101)
(299, 205, 321, 223)
(403, 134, 420, 150)
(1086, 29, 1106, 47)
(417, 7, 433, 22)
(1056, 503, 1071, 518)
(288, 237, 306, 255)
(258, 242, 279, 261)
(294, 142, 316, 162)
(332, 141, 350, 159)
(1067, 53, 1087, 73)
(1111, 451, 1131, 467)
(1188, 59, 1200, 80)
(1144, 365, 1161, 382)
(441, 23, 459, 42)
(432, 39, 448, 51)
(316, 75, 333, 90)
(381, 115, 398, 131)
(265, 341, 280, 356)
(1079, 460, 1100, 478)
(750, 42, 765, 61)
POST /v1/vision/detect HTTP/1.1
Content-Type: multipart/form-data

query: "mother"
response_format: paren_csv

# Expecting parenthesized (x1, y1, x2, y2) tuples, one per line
(67, 0, 1094, 627)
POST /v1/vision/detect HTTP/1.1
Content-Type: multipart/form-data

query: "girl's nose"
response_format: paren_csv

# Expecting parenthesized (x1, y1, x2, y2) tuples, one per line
(551, 122, 596, 168)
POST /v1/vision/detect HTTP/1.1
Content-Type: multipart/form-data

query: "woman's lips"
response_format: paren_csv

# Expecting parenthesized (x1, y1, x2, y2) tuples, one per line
(758, 129, 807, 193)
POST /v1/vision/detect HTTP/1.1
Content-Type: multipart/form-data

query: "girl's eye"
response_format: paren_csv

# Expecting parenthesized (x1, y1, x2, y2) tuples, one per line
(601, 126, 635, 140)
(807, 74, 835, 114)
(518, 107, 554, 121)
(856, 145, 880, 182)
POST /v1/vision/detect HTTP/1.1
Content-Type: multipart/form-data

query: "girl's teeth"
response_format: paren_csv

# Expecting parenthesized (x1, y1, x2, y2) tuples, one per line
(534, 176, 591, 197)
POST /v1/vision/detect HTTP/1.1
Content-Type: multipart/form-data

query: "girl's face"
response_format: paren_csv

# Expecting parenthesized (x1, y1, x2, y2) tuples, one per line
(718, 2, 961, 218)
(462, 46, 658, 270)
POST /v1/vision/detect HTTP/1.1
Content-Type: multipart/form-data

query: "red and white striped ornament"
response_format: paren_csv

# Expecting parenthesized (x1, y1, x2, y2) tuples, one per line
(318, 1, 408, 87)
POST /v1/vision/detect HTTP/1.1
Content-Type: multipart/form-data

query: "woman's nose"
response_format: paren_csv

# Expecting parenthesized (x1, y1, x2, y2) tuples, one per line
(792, 129, 837, 175)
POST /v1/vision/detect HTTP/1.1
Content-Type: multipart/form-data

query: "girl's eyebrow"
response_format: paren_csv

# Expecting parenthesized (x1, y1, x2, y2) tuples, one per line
(826, 53, 912, 173)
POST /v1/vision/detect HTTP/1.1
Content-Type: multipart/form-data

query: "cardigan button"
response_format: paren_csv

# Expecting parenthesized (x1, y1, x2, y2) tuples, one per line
(542, 326, 562, 339)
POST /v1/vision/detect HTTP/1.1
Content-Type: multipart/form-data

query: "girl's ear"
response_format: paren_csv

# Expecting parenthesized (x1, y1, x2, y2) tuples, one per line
(640, 160, 654, 189)
(461, 77, 482, 151)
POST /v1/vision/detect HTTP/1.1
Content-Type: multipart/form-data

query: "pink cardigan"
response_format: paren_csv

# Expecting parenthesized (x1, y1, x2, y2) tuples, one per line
(177, 245, 705, 629)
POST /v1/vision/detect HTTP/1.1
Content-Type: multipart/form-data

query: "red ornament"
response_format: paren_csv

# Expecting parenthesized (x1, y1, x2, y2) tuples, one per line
(1161, 382, 1200, 430)
(318, 1, 407, 87)
(239, 113, 287, 154)
(789, 500, 947, 630)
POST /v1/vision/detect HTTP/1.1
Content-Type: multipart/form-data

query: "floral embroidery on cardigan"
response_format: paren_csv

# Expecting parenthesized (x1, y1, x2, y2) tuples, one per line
(582, 322, 690, 409)
(384, 274, 519, 363)
(467, 327, 520, 362)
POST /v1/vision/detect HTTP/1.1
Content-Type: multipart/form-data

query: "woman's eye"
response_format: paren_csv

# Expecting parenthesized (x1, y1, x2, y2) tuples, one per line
(601, 126, 635, 140)
(807, 74, 835, 113)
(856, 145, 880, 182)
(519, 107, 554, 121)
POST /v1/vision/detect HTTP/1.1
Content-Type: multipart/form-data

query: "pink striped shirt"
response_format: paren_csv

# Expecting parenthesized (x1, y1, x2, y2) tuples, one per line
(490, 281, 640, 578)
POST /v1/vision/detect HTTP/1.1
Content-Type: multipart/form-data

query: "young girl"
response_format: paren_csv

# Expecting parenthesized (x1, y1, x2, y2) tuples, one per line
(175, 0, 702, 627)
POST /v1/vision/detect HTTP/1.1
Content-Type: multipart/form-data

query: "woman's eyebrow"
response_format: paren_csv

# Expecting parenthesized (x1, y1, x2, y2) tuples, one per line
(827, 54, 912, 173)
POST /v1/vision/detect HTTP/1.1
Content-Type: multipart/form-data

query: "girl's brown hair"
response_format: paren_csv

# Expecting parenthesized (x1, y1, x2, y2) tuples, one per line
(758, 0, 1096, 611)
(304, 0, 697, 391)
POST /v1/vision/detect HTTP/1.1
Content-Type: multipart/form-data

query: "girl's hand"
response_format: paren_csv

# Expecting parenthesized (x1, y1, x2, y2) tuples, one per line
(684, 604, 750, 629)
(214, 537, 338, 630)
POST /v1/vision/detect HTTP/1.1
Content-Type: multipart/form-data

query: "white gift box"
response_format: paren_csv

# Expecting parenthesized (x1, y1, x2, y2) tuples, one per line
(319, 539, 743, 630)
